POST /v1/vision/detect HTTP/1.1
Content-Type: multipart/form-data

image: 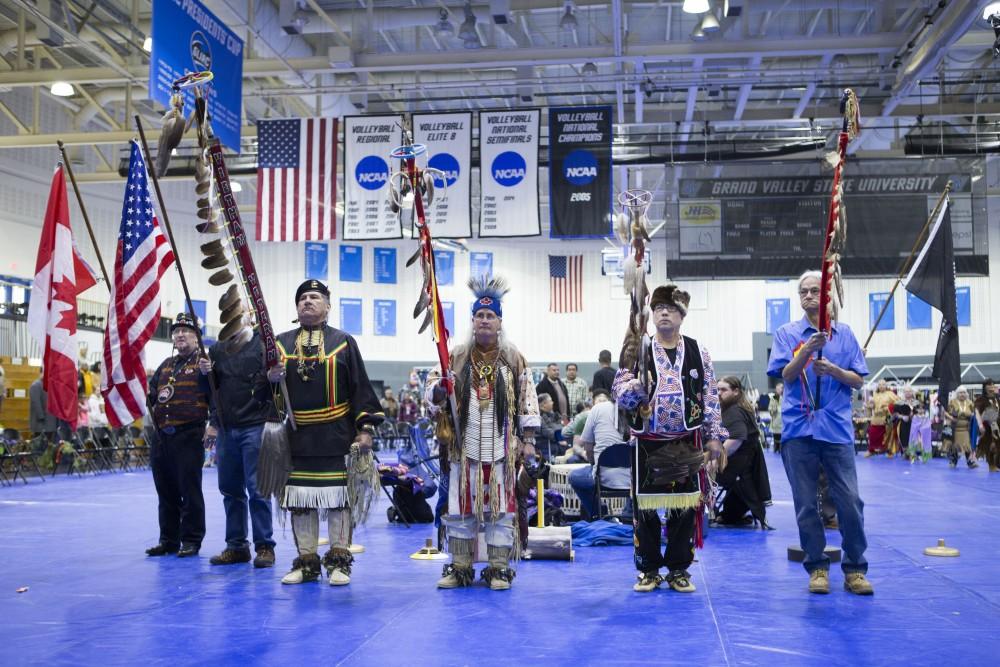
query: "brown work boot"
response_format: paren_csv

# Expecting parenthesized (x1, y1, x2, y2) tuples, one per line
(209, 547, 252, 566)
(809, 569, 830, 594)
(253, 546, 276, 569)
(844, 572, 874, 595)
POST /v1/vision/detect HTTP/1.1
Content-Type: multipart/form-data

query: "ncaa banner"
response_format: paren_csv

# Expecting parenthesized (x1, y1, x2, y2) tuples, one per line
(549, 106, 613, 238)
(343, 115, 403, 240)
(478, 109, 541, 237)
(149, 0, 243, 153)
(413, 112, 472, 239)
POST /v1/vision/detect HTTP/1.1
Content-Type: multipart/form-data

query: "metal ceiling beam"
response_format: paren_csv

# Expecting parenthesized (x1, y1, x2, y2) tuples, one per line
(0, 33, 907, 87)
(0, 127, 257, 148)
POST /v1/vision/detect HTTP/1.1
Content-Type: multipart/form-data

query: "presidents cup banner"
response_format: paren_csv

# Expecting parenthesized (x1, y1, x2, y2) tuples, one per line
(549, 106, 613, 238)
(478, 109, 541, 237)
(343, 115, 403, 240)
(413, 112, 472, 239)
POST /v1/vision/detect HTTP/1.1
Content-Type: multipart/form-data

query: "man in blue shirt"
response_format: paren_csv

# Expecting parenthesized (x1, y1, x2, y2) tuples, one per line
(767, 271, 873, 595)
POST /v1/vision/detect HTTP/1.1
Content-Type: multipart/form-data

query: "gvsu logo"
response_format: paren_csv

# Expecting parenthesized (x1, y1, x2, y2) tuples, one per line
(190, 31, 212, 71)
(563, 150, 598, 186)
(355, 155, 389, 190)
(491, 151, 526, 187)
(428, 153, 460, 189)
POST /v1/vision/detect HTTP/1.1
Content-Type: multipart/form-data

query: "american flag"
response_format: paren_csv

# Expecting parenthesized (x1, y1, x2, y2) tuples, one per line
(256, 117, 338, 241)
(549, 255, 583, 313)
(101, 142, 175, 428)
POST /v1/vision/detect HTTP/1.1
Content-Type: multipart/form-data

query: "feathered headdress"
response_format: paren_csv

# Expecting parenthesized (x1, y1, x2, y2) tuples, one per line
(468, 275, 510, 317)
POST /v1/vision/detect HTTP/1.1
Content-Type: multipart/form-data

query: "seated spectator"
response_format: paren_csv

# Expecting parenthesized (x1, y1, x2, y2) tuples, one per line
(381, 388, 399, 422)
(397, 391, 419, 425)
(87, 388, 108, 428)
(536, 393, 564, 460)
(713, 376, 773, 529)
(561, 398, 593, 462)
(568, 390, 631, 521)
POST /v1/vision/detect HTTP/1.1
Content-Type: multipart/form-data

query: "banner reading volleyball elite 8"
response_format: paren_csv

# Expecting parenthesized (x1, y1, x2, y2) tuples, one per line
(478, 109, 541, 237)
(549, 106, 613, 238)
(413, 112, 472, 239)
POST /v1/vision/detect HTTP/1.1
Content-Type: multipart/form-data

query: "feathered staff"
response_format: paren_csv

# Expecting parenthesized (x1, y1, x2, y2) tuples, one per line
(615, 189, 654, 423)
(389, 122, 460, 448)
(816, 89, 860, 404)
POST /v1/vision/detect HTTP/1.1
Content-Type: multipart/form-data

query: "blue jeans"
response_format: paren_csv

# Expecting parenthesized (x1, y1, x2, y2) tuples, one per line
(569, 466, 633, 522)
(217, 424, 275, 550)
(569, 466, 597, 520)
(781, 436, 868, 574)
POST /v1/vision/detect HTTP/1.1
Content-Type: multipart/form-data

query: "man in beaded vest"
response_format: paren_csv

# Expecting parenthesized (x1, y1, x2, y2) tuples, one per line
(267, 280, 384, 586)
(613, 285, 726, 594)
(145, 313, 213, 558)
(427, 276, 540, 591)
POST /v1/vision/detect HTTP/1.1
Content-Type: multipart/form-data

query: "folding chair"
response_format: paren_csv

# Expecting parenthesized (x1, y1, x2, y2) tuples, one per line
(3, 429, 44, 482)
(89, 426, 119, 473)
(594, 442, 633, 521)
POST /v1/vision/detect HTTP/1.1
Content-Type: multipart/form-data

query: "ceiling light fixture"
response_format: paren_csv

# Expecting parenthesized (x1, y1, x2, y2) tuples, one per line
(985, 2, 1000, 58)
(682, 0, 710, 14)
(458, 3, 478, 42)
(434, 9, 454, 38)
(231, 181, 243, 193)
(582, 61, 598, 76)
(142, 36, 152, 52)
(50, 81, 74, 97)
(700, 12, 720, 33)
(690, 24, 706, 41)
(559, 3, 578, 31)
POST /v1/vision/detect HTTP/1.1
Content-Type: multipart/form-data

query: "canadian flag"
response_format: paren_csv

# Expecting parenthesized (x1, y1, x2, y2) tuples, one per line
(27, 164, 98, 428)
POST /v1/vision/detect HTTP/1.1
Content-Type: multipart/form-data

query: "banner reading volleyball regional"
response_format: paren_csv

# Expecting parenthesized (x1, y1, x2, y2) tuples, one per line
(478, 109, 541, 237)
(413, 112, 472, 238)
(343, 115, 403, 240)
(149, 0, 243, 153)
(549, 106, 612, 238)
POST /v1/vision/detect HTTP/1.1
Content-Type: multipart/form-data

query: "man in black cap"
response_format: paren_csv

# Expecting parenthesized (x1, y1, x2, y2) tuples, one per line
(267, 280, 384, 586)
(145, 313, 212, 558)
(198, 329, 278, 569)
(613, 284, 726, 593)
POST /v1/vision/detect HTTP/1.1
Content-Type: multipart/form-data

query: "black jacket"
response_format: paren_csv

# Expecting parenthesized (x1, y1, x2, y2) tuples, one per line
(536, 376, 570, 418)
(208, 332, 278, 429)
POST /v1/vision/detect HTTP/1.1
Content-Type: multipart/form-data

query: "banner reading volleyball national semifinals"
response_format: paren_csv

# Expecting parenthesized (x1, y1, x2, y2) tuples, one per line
(413, 112, 472, 239)
(478, 109, 541, 237)
(549, 106, 613, 238)
(343, 115, 403, 240)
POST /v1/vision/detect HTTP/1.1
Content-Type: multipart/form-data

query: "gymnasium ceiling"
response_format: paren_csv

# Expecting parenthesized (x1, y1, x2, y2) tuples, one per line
(1, 0, 1000, 180)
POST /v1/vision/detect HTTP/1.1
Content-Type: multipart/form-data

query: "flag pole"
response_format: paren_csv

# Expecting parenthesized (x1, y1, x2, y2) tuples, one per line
(134, 115, 225, 426)
(862, 182, 952, 353)
(57, 140, 111, 288)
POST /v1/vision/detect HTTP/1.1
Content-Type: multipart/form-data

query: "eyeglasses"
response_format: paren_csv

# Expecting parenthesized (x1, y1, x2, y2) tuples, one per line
(652, 304, 680, 314)
(798, 288, 821, 296)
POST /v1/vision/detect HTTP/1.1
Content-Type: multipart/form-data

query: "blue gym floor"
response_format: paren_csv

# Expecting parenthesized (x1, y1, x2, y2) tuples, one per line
(2, 453, 998, 667)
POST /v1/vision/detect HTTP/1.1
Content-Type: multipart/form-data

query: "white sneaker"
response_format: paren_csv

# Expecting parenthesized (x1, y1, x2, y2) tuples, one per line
(328, 568, 351, 586)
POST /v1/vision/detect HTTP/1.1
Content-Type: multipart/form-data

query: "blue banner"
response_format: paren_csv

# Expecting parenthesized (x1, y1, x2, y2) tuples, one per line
(374, 299, 396, 336)
(305, 243, 328, 281)
(442, 301, 455, 338)
(470, 252, 493, 280)
(434, 249, 455, 286)
(339, 244, 363, 282)
(373, 247, 397, 284)
(906, 292, 932, 329)
(956, 286, 971, 326)
(765, 298, 790, 335)
(340, 298, 362, 335)
(149, 0, 244, 153)
(869, 292, 894, 331)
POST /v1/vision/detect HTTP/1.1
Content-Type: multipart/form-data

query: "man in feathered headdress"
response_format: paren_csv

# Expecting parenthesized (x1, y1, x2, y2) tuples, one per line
(426, 276, 540, 590)
(266, 280, 384, 587)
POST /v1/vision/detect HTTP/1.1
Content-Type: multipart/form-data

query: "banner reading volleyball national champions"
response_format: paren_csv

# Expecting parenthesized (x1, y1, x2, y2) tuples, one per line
(343, 115, 403, 240)
(549, 106, 613, 238)
(413, 112, 472, 239)
(478, 109, 541, 237)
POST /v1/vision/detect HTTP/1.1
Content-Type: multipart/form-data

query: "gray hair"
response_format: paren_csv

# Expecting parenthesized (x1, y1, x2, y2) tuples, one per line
(537, 392, 552, 405)
(798, 270, 822, 289)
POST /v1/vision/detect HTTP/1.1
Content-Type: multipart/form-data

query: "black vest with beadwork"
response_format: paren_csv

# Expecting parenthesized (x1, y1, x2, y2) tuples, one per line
(627, 335, 705, 433)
